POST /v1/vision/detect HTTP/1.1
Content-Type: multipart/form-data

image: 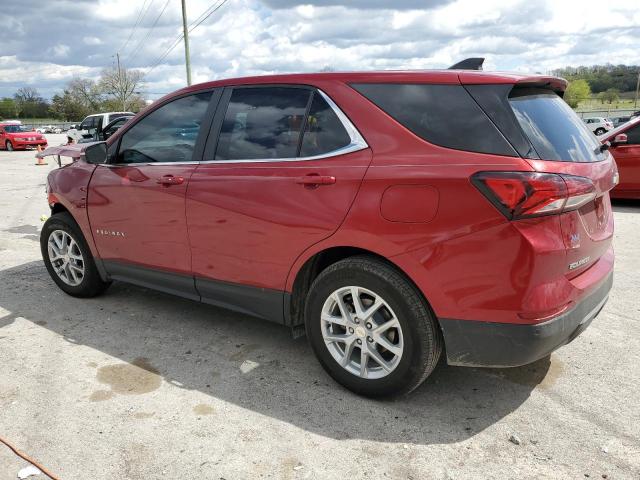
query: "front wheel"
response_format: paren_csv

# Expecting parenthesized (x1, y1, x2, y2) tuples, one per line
(594, 128, 606, 135)
(305, 256, 442, 397)
(40, 212, 111, 297)
(5, 140, 14, 151)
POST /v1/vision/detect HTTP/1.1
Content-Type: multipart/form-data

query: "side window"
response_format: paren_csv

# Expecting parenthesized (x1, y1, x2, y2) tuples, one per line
(625, 124, 640, 145)
(79, 117, 93, 130)
(108, 113, 128, 124)
(116, 92, 212, 164)
(299, 92, 351, 157)
(351, 83, 516, 156)
(215, 87, 311, 160)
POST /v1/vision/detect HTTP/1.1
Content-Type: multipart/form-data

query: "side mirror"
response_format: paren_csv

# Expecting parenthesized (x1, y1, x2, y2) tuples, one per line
(84, 142, 107, 164)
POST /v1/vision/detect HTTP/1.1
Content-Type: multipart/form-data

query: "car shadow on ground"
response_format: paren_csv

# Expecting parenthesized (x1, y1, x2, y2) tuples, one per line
(611, 198, 640, 213)
(0, 261, 557, 446)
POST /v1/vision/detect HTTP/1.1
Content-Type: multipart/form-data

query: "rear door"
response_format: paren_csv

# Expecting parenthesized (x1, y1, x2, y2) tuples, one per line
(88, 90, 216, 296)
(186, 85, 371, 317)
(610, 122, 640, 194)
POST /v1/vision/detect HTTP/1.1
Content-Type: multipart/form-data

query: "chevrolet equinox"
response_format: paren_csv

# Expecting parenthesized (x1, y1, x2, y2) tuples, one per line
(40, 66, 616, 397)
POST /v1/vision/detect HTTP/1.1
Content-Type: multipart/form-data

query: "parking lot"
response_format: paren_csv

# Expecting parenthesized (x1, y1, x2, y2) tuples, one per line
(0, 135, 639, 479)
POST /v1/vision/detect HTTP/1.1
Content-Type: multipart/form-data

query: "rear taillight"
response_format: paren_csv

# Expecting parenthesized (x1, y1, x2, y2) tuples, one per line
(471, 172, 596, 220)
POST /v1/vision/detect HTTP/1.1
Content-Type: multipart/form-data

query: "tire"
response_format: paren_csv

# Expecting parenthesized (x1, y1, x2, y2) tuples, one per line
(5, 140, 13, 151)
(595, 128, 606, 136)
(40, 212, 111, 297)
(305, 255, 442, 397)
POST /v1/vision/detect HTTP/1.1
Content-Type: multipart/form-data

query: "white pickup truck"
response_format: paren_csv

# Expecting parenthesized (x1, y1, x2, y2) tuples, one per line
(68, 112, 133, 142)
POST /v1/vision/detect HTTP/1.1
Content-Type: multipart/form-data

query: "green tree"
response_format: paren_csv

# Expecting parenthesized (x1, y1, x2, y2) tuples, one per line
(564, 79, 591, 108)
(49, 92, 90, 121)
(0, 97, 18, 118)
(600, 88, 619, 105)
(13, 87, 50, 118)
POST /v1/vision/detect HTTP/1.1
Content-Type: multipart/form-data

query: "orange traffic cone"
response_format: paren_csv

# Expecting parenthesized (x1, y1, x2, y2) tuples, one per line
(35, 145, 47, 166)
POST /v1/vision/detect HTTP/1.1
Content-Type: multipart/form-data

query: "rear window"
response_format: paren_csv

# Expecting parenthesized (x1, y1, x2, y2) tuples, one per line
(509, 89, 606, 162)
(351, 83, 516, 156)
(108, 113, 131, 123)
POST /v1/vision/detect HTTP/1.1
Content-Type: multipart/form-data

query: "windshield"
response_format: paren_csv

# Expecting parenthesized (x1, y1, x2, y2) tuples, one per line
(509, 89, 606, 162)
(3, 125, 29, 133)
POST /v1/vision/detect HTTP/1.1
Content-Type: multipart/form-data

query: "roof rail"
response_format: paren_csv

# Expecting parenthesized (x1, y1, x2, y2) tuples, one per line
(448, 58, 485, 70)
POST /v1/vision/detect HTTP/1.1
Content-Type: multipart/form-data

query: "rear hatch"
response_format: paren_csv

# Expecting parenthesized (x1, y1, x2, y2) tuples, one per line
(465, 81, 617, 277)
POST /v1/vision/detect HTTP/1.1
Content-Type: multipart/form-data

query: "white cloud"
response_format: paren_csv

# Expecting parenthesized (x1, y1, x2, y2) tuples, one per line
(83, 37, 104, 46)
(0, 0, 639, 99)
(50, 44, 70, 59)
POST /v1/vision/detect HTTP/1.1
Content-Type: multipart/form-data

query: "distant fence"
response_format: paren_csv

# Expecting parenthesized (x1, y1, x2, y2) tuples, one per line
(0, 121, 81, 131)
(21, 122, 80, 131)
(576, 109, 638, 119)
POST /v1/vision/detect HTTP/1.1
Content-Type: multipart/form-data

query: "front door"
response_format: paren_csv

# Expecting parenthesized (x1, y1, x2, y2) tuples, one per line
(186, 86, 371, 321)
(88, 91, 215, 297)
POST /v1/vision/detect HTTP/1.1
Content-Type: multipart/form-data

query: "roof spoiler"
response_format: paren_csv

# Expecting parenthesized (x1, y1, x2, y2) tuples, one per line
(448, 57, 484, 70)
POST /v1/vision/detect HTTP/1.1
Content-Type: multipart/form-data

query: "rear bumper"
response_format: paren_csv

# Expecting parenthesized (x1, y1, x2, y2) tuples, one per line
(439, 271, 613, 367)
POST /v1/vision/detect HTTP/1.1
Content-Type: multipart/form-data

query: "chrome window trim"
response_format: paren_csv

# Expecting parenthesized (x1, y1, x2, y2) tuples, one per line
(102, 161, 200, 168)
(104, 88, 368, 167)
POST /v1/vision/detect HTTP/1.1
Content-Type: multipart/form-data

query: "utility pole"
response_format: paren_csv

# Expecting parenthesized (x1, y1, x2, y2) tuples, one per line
(635, 71, 640, 109)
(115, 52, 127, 111)
(181, 0, 192, 86)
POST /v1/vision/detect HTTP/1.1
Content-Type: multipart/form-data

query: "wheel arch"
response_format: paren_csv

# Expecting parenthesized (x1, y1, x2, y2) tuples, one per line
(284, 245, 436, 329)
(50, 202, 70, 216)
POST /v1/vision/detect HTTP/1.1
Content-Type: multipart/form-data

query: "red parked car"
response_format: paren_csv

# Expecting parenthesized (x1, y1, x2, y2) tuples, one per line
(0, 122, 48, 151)
(39, 67, 615, 396)
(600, 116, 640, 199)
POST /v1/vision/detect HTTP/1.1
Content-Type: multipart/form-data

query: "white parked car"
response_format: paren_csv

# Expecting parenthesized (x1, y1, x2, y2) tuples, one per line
(67, 112, 134, 142)
(583, 117, 613, 136)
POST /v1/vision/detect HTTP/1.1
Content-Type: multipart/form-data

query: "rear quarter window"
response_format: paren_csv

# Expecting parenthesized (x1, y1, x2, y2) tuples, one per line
(350, 83, 516, 156)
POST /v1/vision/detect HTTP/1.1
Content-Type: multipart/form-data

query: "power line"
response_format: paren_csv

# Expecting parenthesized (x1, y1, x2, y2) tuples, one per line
(144, 0, 230, 78)
(118, 0, 151, 55)
(125, 0, 172, 65)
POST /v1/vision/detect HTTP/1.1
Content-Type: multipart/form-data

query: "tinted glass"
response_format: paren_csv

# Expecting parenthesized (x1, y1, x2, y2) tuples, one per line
(215, 87, 311, 160)
(300, 93, 351, 157)
(117, 92, 212, 164)
(626, 124, 640, 144)
(509, 89, 605, 162)
(4, 125, 29, 133)
(351, 83, 516, 156)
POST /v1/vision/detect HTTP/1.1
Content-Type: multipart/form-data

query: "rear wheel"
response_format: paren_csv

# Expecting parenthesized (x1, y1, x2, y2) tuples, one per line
(594, 128, 606, 135)
(40, 212, 111, 297)
(5, 140, 13, 151)
(305, 256, 442, 397)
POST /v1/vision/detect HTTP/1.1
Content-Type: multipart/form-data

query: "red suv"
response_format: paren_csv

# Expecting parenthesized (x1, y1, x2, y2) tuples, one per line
(600, 116, 640, 199)
(39, 68, 616, 397)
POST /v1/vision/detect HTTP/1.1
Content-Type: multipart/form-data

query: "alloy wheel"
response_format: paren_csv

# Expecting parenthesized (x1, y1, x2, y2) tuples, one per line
(47, 230, 85, 286)
(321, 286, 404, 379)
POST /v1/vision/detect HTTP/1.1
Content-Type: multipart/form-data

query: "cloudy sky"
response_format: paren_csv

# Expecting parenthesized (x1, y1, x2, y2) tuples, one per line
(1, 0, 639, 100)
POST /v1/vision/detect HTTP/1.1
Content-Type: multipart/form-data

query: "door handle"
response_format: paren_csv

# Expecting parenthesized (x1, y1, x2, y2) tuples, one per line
(156, 175, 184, 186)
(295, 174, 336, 187)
